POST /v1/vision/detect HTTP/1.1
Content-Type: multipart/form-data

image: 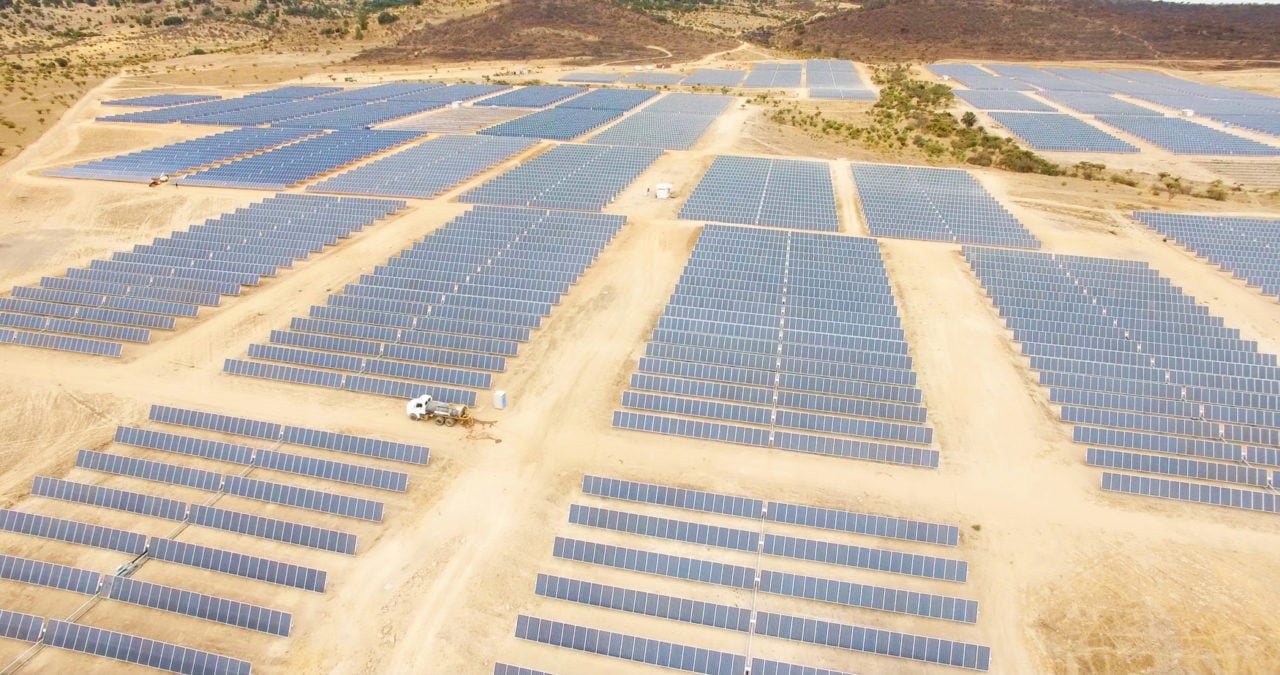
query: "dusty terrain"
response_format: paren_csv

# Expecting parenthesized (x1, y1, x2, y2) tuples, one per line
(0, 56, 1279, 675)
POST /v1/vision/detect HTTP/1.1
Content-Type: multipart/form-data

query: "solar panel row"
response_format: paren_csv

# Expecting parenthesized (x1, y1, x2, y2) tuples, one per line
(47, 127, 317, 182)
(679, 156, 839, 231)
(177, 129, 424, 189)
(309, 135, 538, 199)
(1133, 212, 1280, 302)
(461, 143, 661, 210)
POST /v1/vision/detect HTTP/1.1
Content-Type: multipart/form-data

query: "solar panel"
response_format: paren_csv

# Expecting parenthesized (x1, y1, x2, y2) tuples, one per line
(461, 144, 660, 210)
(990, 112, 1139, 153)
(254, 449, 408, 492)
(46, 127, 316, 182)
(679, 156, 839, 231)
(493, 666, 555, 675)
(0, 553, 101, 594)
(150, 404, 281, 440)
(114, 426, 255, 465)
(104, 94, 220, 108)
(622, 73, 683, 86)
(31, 476, 188, 521)
(744, 63, 803, 88)
(755, 612, 992, 671)
(177, 130, 425, 189)
(588, 111, 721, 150)
(513, 615, 745, 675)
(108, 576, 292, 636)
(1086, 447, 1269, 487)
(955, 90, 1055, 112)
(222, 475, 384, 522)
(852, 163, 1040, 247)
(43, 620, 252, 675)
(188, 504, 357, 554)
(0, 508, 147, 554)
(77, 449, 225, 492)
(681, 69, 746, 87)
(1095, 115, 1280, 155)
(478, 86, 585, 108)
(0, 609, 43, 643)
(149, 537, 327, 592)
(1133, 211, 1280, 303)
(535, 573, 752, 631)
(805, 60, 872, 96)
(1101, 471, 1278, 513)
(559, 72, 620, 84)
(308, 135, 537, 198)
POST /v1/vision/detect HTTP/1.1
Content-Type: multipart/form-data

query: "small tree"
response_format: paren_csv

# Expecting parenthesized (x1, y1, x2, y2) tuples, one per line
(961, 111, 977, 128)
(376, 10, 396, 24)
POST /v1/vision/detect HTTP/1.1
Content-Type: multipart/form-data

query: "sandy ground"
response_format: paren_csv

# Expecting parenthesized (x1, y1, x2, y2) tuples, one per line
(0, 61, 1279, 675)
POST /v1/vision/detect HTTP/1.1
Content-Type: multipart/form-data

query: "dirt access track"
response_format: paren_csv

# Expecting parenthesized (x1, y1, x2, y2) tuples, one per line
(0, 61, 1279, 675)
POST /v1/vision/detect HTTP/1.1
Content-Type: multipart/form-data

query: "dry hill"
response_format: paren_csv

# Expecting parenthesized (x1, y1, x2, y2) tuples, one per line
(361, 0, 738, 65)
(770, 0, 1280, 63)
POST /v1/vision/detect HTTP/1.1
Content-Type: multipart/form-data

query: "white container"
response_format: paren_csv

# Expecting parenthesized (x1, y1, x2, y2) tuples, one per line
(493, 390, 508, 410)
(655, 183, 673, 200)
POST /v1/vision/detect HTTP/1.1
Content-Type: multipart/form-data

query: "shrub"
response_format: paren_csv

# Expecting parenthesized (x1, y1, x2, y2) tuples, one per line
(1109, 173, 1138, 187)
(376, 9, 396, 24)
(161, 15, 184, 25)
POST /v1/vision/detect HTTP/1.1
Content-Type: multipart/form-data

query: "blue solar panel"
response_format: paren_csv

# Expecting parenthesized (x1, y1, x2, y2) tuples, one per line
(744, 63, 803, 88)
(955, 90, 1054, 111)
(559, 72, 620, 84)
(680, 156, 838, 231)
(479, 86, 585, 108)
(309, 135, 537, 198)
(31, 476, 187, 520)
(178, 130, 424, 189)
(188, 504, 357, 554)
(990, 112, 1138, 152)
(806, 60, 874, 100)
(46, 127, 315, 182)
(43, 619, 252, 675)
(681, 69, 746, 87)
(1133, 211, 1280, 302)
(0, 553, 100, 594)
(513, 615, 745, 675)
(149, 537, 327, 592)
(0, 610, 43, 643)
(461, 144, 660, 210)
(853, 163, 1040, 247)
(103, 94, 220, 107)
(1038, 91, 1162, 115)
(273, 98, 447, 128)
(107, 576, 292, 636)
(0, 509, 147, 554)
(1096, 115, 1280, 155)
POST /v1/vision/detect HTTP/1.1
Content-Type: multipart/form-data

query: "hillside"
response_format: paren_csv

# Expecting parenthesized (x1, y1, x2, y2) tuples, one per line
(362, 0, 738, 65)
(770, 0, 1280, 63)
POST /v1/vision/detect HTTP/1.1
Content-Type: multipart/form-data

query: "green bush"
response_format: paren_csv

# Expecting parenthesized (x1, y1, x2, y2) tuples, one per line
(161, 15, 184, 25)
(376, 9, 396, 24)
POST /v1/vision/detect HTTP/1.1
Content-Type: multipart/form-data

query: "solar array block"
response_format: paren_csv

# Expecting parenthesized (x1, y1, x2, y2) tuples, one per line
(479, 86, 585, 108)
(588, 97, 728, 150)
(233, 205, 626, 400)
(744, 63, 803, 89)
(273, 99, 448, 129)
(679, 156, 839, 231)
(557, 88, 657, 111)
(177, 130, 424, 189)
(281, 425, 430, 465)
(614, 225, 938, 465)
(461, 144, 661, 210)
(1133, 212, 1280, 302)
(149, 537, 327, 592)
(380, 106, 533, 133)
(104, 94, 220, 108)
(514, 615, 745, 675)
(46, 127, 316, 182)
(681, 69, 746, 87)
(852, 163, 1040, 247)
(1095, 115, 1280, 155)
(990, 113, 1138, 153)
(2, 194, 406, 357)
(559, 72, 620, 84)
(0, 509, 147, 554)
(806, 60, 875, 100)
(966, 245, 1280, 511)
(43, 620, 252, 675)
(32, 476, 188, 521)
(955, 90, 1055, 112)
(623, 72, 684, 86)
(479, 107, 625, 141)
(308, 135, 537, 198)
(188, 504, 357, 555)
(927, 64, 1023, 91)
(0, 609, 43, 643)
(77, 449, 225, 492)
(0, 553, 101, 595)
(1038, 91, 1162, 116)
(108, 576, 292, 636)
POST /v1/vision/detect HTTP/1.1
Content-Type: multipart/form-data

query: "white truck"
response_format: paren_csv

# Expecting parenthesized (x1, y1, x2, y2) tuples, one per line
(406, 394, 472, 427)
